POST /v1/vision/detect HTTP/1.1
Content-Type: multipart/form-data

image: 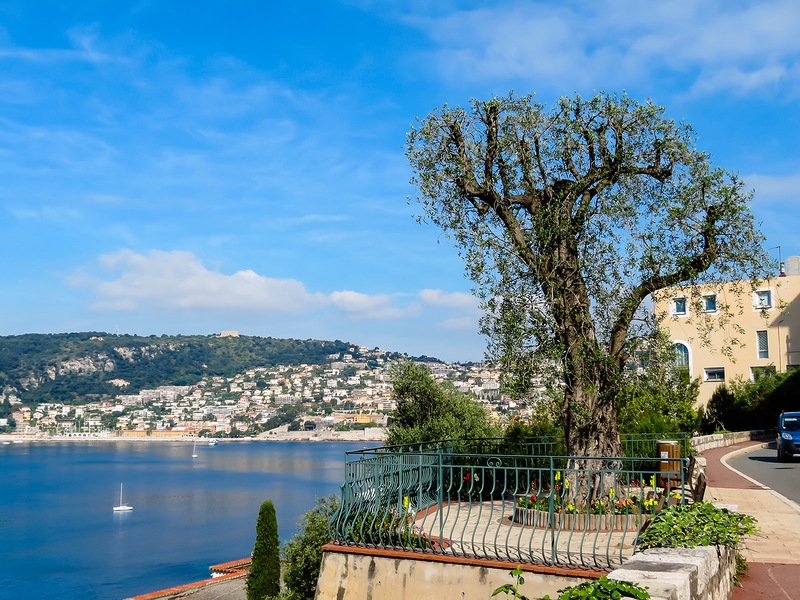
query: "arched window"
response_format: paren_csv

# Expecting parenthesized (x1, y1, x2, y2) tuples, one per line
(674, 343, 690, 369)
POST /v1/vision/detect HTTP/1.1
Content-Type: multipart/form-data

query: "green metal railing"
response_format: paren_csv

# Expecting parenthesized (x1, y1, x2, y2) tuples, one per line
(368, 433, 690, 462)
(329, 436, 690, 569)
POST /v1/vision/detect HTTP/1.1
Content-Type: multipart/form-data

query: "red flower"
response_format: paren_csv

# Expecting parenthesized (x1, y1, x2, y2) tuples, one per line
(464, 473, 471, 481)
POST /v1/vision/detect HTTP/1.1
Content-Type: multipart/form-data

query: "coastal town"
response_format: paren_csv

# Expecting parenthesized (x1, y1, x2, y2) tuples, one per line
(1, 347, 509, 440)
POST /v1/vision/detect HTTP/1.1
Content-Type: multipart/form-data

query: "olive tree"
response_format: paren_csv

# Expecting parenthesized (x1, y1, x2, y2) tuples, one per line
(407, 92, 770, 461)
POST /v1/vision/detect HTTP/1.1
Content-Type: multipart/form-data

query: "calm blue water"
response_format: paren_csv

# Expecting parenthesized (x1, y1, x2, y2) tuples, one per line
(0, 440, 369, 600)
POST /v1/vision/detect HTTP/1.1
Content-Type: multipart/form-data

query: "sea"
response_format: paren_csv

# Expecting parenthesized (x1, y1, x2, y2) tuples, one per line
(0, 439, 373, 600)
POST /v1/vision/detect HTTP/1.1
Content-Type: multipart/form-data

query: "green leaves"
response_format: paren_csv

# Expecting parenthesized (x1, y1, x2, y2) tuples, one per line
(407, 90, 771, 458)
(637, 502, 758, 551)
(282, 496, 339, 600)
(386, 359, 499, 446)
(636, 501, 758, 586)
(548, 577, 650, 600)
(492, 566, 530, 600)
(247, 500, 281, 600)
(493, 570, 649, 600)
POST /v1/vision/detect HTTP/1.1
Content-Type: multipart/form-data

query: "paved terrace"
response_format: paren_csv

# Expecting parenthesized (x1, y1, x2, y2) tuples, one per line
(703, 441, 800, 600)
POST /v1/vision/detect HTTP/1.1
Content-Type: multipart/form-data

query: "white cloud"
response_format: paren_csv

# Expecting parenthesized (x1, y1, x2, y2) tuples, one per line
(746, 172, 800, 207)
(70, 250, 482, 325)
(73, 249, 329, 313)
(441, 316, 477, 331)
(419, 288, 478, 309)
(330, 290, 421, 320)
(690, 65, 787, 96)
(408, 0, 800, 96)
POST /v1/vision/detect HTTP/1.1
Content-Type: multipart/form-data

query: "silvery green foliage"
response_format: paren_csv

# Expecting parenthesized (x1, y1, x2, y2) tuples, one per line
(407, 92, 770, 455)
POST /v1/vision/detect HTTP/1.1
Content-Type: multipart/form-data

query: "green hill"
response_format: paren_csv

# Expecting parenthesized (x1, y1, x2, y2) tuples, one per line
(0, 332, 364, 405)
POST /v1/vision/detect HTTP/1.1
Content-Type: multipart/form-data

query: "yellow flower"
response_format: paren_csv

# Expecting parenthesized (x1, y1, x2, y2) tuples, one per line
(555, 471, 561, 482)
(403, 496, 409, 509)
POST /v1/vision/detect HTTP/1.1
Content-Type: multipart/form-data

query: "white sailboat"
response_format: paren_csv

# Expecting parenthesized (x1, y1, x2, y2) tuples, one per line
(192, 439, 198, 459)
(113, 484, 133, 512)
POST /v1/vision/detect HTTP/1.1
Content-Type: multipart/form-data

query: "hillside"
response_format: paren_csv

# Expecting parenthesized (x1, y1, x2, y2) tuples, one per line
(0, 332, 387, 406)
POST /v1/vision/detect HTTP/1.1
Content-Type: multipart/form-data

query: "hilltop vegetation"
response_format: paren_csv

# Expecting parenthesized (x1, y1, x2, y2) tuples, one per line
(0, 332, 391, 406)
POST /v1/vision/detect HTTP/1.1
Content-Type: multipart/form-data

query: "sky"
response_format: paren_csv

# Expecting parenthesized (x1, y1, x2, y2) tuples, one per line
(1, 0, 799, 362)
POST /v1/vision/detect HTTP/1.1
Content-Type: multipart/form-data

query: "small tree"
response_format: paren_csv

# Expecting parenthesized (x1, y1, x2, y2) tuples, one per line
(386, 359, 499, 446)
(617, 333, 700, 434)
(247, 500, 281, 600)
(283, 495, 339, 600)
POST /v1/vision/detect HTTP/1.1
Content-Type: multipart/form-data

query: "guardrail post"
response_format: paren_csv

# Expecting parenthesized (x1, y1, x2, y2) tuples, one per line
(437, 446, 444, 549)
(549, 455, 555, 561)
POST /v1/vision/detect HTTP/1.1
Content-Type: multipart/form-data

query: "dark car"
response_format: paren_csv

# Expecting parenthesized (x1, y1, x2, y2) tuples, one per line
(777, 411, 800, 462)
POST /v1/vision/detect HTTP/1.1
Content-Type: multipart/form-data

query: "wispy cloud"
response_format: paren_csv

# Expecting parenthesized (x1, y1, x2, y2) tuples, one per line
(406, 0, 800, 96)
(0, 25, 129, 66)
(330, 290, 421, 320)
(747, 172, 800, 207)
(419, 288, 478, 310)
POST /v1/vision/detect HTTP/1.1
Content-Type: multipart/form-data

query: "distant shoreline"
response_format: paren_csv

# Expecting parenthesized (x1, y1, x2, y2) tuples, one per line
(0, 428, 387, 444)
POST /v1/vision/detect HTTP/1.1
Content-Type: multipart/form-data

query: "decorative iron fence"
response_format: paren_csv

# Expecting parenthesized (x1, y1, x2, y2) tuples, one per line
(329, 436, 690, 569)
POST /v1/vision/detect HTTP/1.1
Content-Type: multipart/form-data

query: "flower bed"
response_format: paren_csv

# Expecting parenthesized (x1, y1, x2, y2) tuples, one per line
(512, 506, 649, 531)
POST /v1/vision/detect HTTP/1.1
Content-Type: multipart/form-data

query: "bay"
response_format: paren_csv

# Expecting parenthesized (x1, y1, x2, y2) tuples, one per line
(0, 439, 369, 600)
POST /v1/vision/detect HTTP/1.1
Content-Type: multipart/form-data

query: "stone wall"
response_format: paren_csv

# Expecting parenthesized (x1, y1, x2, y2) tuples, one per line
(315, 549, 597, 600)
(609, 546, 735, 600)
(690, 430, 772, 454)
(315, 546, 736, 600)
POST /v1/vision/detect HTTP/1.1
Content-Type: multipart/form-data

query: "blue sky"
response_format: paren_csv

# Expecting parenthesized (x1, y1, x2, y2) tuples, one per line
(1, 0, 799, 362)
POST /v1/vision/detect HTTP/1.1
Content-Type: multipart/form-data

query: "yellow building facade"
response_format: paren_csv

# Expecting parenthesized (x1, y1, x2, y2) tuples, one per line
(656, 257, 800, 406)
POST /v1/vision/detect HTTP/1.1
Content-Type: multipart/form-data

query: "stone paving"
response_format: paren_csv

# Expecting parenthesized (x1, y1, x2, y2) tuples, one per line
(703, 441, 800, 600)
(413, 497, 643, 569)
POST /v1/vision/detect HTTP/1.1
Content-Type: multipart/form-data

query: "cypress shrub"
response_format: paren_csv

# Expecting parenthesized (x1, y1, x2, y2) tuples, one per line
(247, 500, 281, 600)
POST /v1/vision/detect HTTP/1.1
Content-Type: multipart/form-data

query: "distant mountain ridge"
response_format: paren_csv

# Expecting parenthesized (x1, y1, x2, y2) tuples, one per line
(0, 332, 383, 405)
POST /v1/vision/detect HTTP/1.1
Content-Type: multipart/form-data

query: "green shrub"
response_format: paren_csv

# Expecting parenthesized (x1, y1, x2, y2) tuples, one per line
(386, 359, 499, 446)
(493, 567, 649, 600)
(701, 370, 800, 434)
(638, 502, 757, 550)
(282, 496, 339, 600)
(637, 502, 758, 583)
(247, 500, 281, 600)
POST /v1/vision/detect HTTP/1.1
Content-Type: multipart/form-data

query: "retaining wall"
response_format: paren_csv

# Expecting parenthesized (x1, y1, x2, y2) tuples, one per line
(315, 548, 598, 600)
(690, 430, 772, 454)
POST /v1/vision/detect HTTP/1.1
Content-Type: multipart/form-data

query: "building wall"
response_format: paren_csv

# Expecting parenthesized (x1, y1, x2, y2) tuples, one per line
(656, 270, 800, 406)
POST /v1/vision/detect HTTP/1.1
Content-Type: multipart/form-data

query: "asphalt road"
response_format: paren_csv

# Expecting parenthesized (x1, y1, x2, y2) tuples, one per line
(728, 443, 800, 505)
